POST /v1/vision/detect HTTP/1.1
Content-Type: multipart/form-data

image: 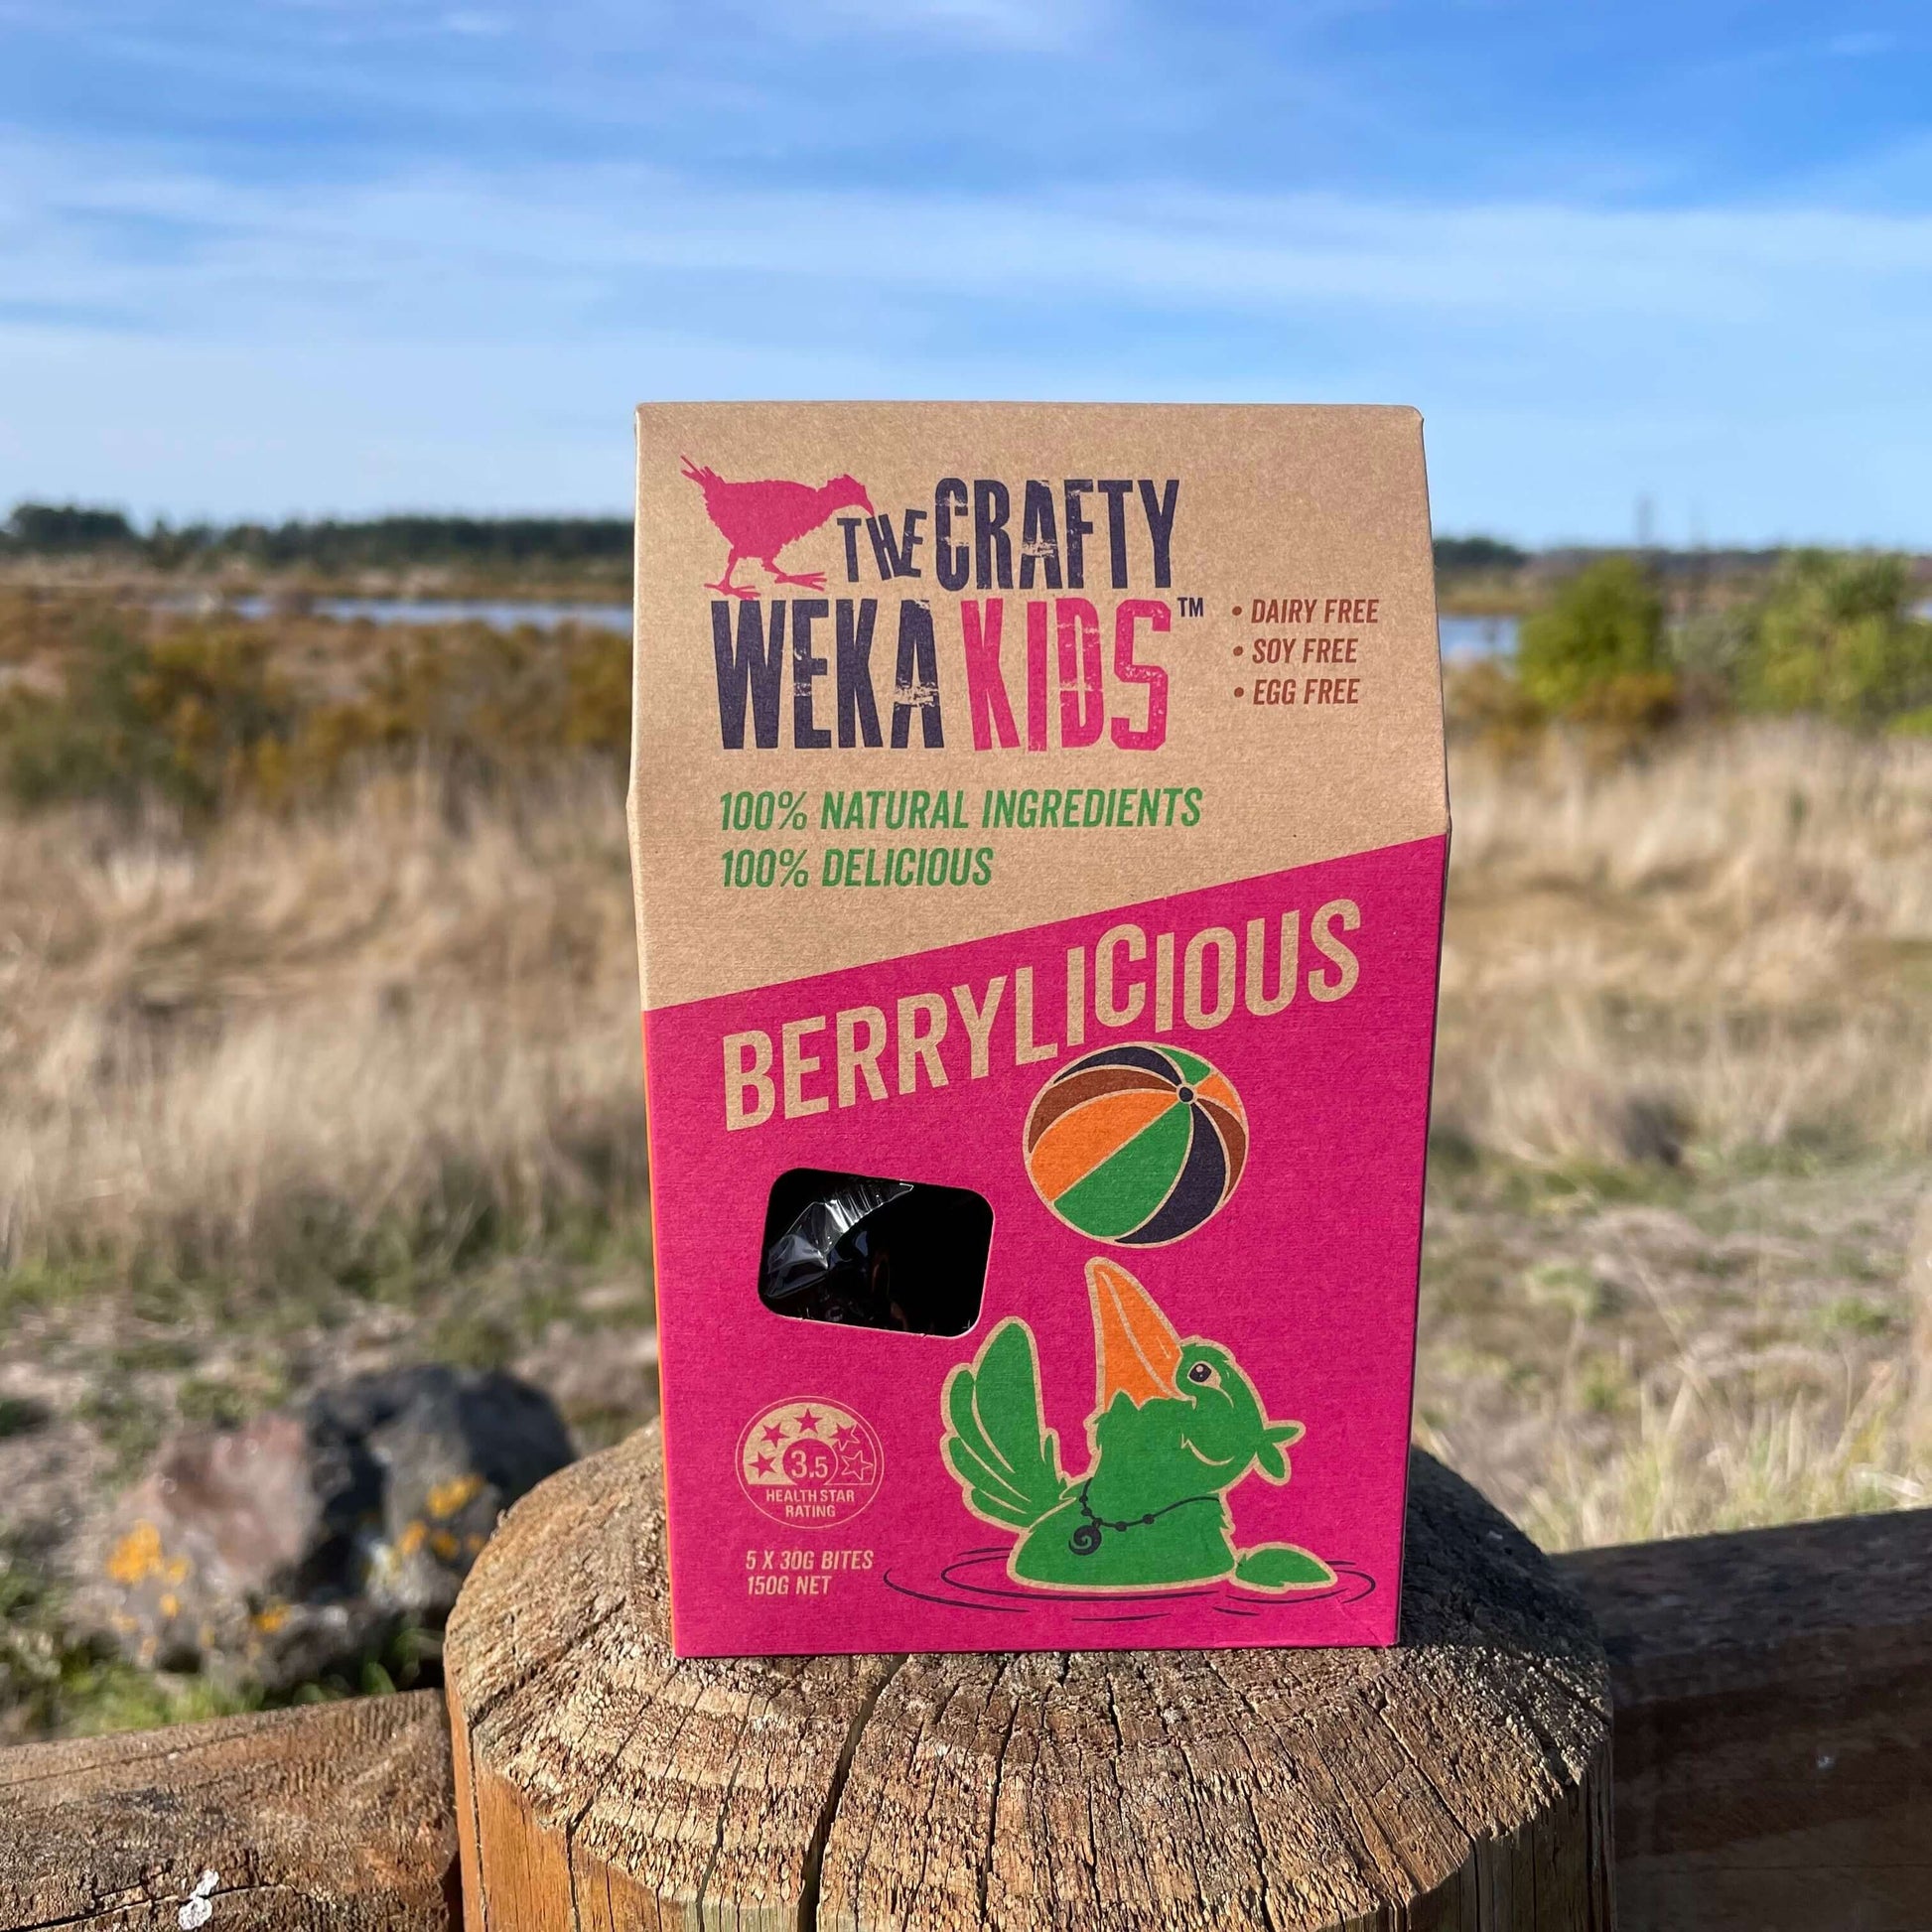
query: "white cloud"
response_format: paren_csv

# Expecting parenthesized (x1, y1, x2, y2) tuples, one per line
(11, 133, 1932, 334)
(3, 130, 1930, 540)
(1827, 30, 1897, 58)
(806, 0, 1102, 52)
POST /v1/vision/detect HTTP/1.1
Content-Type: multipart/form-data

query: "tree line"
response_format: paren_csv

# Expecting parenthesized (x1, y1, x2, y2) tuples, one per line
(7, 499, 1541, 580)
(0, 502, 632, 571)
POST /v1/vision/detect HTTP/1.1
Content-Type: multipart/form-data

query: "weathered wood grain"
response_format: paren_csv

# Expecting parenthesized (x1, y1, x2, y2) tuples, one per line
(0, 1689, 457, 1931)
(1561, 1506, 1932, 1932)
(445, 1424, 1614, 1931)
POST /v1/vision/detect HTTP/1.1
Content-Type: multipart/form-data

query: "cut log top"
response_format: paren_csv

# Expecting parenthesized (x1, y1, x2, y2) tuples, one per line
(444, 1425, 1613, 1931)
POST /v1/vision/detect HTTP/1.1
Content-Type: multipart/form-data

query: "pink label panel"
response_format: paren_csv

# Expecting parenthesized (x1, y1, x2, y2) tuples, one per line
(642, 835, 1447, 1656)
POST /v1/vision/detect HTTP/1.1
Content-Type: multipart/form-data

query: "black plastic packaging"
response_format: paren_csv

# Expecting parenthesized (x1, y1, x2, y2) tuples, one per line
(758, 1169, 992, 1336)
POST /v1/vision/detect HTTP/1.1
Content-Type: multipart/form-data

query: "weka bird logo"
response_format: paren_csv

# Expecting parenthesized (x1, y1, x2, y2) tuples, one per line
(680, 458, 874, 600)
(941, 1259, 1335, 1592)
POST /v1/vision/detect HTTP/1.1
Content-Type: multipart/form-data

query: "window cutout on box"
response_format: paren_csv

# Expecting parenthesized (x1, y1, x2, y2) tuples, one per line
(759, 1169, 991, 1337)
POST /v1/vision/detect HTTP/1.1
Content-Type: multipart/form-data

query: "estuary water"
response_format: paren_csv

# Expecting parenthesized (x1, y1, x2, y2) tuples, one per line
(1438, 614, 1519, 660)
(166, 595, 1524, 659)
(160, 594, 635, 631)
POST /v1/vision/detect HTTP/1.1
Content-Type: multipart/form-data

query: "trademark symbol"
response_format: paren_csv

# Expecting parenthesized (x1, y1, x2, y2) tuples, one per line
(1176, 596, 1204, 619)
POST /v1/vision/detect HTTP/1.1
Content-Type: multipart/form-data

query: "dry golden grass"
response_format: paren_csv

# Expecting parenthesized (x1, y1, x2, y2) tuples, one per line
(1424, 722, 1932, 1546)
(0, 763, 643, 1284)
(1440, 722, 1932, 1168)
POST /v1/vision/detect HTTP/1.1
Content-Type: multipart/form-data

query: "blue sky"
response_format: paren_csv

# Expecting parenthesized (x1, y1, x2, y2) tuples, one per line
(2, 2, 1928, 543)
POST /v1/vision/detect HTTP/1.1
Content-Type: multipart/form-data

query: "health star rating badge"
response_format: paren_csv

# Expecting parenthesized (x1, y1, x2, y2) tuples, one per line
(737, 1398, 883, 1527)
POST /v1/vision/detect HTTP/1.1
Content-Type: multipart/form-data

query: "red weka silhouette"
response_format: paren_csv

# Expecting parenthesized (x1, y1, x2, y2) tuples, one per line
(681, 460, 874, 600)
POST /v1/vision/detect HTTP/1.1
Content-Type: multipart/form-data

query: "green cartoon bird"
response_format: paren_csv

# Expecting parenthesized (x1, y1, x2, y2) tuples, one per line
(941, 1258, 1336, 1592)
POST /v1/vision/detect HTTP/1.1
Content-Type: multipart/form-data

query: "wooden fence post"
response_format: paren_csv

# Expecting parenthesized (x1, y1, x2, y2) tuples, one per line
(444, 1425, 1614, 1931)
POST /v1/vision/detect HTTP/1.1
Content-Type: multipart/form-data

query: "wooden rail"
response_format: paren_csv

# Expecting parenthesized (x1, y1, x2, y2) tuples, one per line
(2, 1506, 1927, 1931)
(0, 1691, 456, 1931)
(1566, 1506, 1932, 1932)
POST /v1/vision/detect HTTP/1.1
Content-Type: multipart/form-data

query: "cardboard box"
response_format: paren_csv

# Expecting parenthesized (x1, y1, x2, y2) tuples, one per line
(629, 403, 1446, 1657)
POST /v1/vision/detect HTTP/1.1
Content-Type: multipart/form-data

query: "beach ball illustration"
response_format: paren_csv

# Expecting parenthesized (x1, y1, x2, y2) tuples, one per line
(1024, 1045, 1248, 1246)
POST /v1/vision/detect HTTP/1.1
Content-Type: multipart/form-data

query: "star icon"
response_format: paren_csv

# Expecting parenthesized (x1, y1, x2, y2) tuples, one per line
(794, 1408, 821, 1434)
(761, 1423, 786, 1447)
(754, 1452, 776, 1477)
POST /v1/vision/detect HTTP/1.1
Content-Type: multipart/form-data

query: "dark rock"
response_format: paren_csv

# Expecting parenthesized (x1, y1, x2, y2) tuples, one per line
(0, 1395, 52, 1440)
(84, 1366, 575, 1692)
(1610, 1090, 1690, 1168)
(307, 1365, 578, 1618)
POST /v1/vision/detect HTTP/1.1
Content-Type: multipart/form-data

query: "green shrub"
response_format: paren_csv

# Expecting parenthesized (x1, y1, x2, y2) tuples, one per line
(277, 621, 629, 792)
(0, 616, 296, 812)
(1517, 558, 1669, 715)
(1567, 668, 1680, 734)
(1741, 550, 1932, 727)
(0, 600, 632, 814)
(1443, 659, 1547, 754)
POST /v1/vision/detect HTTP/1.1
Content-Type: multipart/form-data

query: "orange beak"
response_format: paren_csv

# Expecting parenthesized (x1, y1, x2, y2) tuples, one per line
(1088, 1257, 1183, 1412)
